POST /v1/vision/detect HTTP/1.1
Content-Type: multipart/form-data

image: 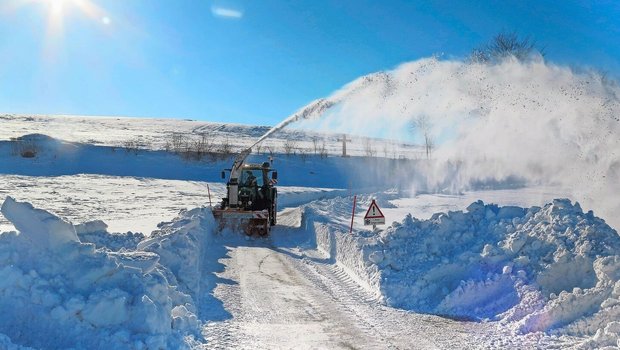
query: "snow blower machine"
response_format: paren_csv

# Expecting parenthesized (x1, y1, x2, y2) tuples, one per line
(213, 148, 278, 235)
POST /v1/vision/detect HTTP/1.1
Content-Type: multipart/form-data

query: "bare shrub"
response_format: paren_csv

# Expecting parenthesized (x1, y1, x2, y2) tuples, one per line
(312, 136, 320, 155)
(171, 133, 187, 152)
(363, 138, 376, 157)
(10, 136, 47, 158)
(165, 132, 220, 161)
(217, 138, 233, 157)
(254, 143, 262, 155)
(283, 139, 298, 155)
(122, 139, 140, 154)
(193, 133, 214, 155)
(298, 148, 309, 162)
(469, 31, 543, 63)
(410, 115, 434, 160)
(120, 137, 152, 155)
(13, 138, 38, 158)
(318, 140, 328, 159)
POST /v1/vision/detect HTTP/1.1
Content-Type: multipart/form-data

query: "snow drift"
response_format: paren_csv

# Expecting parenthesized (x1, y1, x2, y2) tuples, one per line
(0, 197, 217, 349)
(291, 57, 620, 229)
(306, 195, 620, 348)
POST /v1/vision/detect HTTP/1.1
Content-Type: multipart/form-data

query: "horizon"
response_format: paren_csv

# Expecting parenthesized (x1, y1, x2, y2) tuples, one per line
(0, 0, 619, 126)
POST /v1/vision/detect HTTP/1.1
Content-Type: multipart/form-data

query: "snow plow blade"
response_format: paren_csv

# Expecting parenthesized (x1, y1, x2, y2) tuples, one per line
(213, 208, 270, 236)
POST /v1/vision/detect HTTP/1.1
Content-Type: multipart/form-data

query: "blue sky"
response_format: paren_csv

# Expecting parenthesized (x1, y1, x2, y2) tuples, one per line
(0, 0, 618, 125)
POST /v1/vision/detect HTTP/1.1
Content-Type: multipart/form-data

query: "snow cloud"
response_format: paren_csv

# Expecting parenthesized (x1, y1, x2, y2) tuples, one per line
(211, 6, 243, 19)
(289, 57, 620, 229)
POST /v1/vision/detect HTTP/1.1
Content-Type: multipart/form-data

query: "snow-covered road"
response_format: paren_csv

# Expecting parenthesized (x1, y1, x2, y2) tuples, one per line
(206, 243, 450, 349)
(199, 223, 558, 349)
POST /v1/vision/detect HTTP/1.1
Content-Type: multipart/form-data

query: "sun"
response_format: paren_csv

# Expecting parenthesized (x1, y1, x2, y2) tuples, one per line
(48, 0, 67, 15)
(35, 0, 109, 36)
(17, 0, 110, 62)
(46, 0, 105, 17)
(0, 0, 110, 63)
(2, 0, 109, 28)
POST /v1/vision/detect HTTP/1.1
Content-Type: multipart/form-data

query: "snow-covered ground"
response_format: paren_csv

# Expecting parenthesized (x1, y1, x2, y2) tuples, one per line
(304, 193, 620, 349)
(2, 185, 612, 349)
(0, 83, 619, 350)
(0, 114, 423, 159)
(1, 153, 614, 349)
(0, 195, 561, 349)
(0, 174, 345, 234)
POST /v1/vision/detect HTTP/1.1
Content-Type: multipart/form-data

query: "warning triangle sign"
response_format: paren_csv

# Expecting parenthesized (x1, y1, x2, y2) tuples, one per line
(364, 199, 385, 219)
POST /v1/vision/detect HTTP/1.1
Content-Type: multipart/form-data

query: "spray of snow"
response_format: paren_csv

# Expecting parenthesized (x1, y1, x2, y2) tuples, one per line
(250, 98, 336, 150)
(289, 57, 620, 228)
(231, 98, 337, 171)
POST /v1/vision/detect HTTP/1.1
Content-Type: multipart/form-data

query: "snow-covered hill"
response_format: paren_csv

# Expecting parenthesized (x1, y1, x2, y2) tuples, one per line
(0, 114, 423, 159)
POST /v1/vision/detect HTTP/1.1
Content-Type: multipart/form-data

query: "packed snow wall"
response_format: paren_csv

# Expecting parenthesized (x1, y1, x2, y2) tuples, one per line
(0, 197, 217, 349)
(305, 196, 620, 348)
(291, 57, 620, 230)
(306, 195, 388, 297)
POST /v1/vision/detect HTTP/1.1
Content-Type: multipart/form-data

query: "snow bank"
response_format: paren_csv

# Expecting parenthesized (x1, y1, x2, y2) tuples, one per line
(0, 197, 217, 349)
(379, 200, 620, 347)
(0, 334, 35, 350)
(306, 195, 387, 296)
(76, 220, 145, 251)
(1, 196, 79, 249)
(138, 206, 217, 303)
(308, 196, 620, 347)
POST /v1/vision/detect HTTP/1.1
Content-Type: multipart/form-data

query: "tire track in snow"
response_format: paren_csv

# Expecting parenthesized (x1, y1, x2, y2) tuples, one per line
(203, 243, 392, 349)
(283, 247, 568, 349)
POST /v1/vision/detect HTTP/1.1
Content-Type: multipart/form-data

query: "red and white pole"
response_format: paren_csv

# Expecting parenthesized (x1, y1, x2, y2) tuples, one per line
(350, 195, 357, 234)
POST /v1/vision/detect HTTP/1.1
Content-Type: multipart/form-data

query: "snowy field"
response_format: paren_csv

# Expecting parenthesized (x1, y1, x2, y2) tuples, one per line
(0, 114, 423, 159)
(0, 175, 345, 234)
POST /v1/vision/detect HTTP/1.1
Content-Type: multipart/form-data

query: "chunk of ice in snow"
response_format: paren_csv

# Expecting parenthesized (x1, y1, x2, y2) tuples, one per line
(369, 250, 385, 264)
(110, 251, 160, 274)
(1, 196, 79, 249)
(74, 220, 108, 235)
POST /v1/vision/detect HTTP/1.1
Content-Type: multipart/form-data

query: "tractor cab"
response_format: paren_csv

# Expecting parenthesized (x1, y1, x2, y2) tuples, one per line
(215, 160, 278, 234)
(235, 163, 277, 211)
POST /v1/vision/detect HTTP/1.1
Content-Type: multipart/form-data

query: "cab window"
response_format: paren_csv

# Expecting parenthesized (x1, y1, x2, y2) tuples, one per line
(240, 170, 264, 187)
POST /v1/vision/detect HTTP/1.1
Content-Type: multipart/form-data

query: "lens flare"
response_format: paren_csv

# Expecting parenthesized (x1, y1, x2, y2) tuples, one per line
(7, 0, 110, 63)
(50, 0, 64, 15)
(8, 0, 110, 39)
